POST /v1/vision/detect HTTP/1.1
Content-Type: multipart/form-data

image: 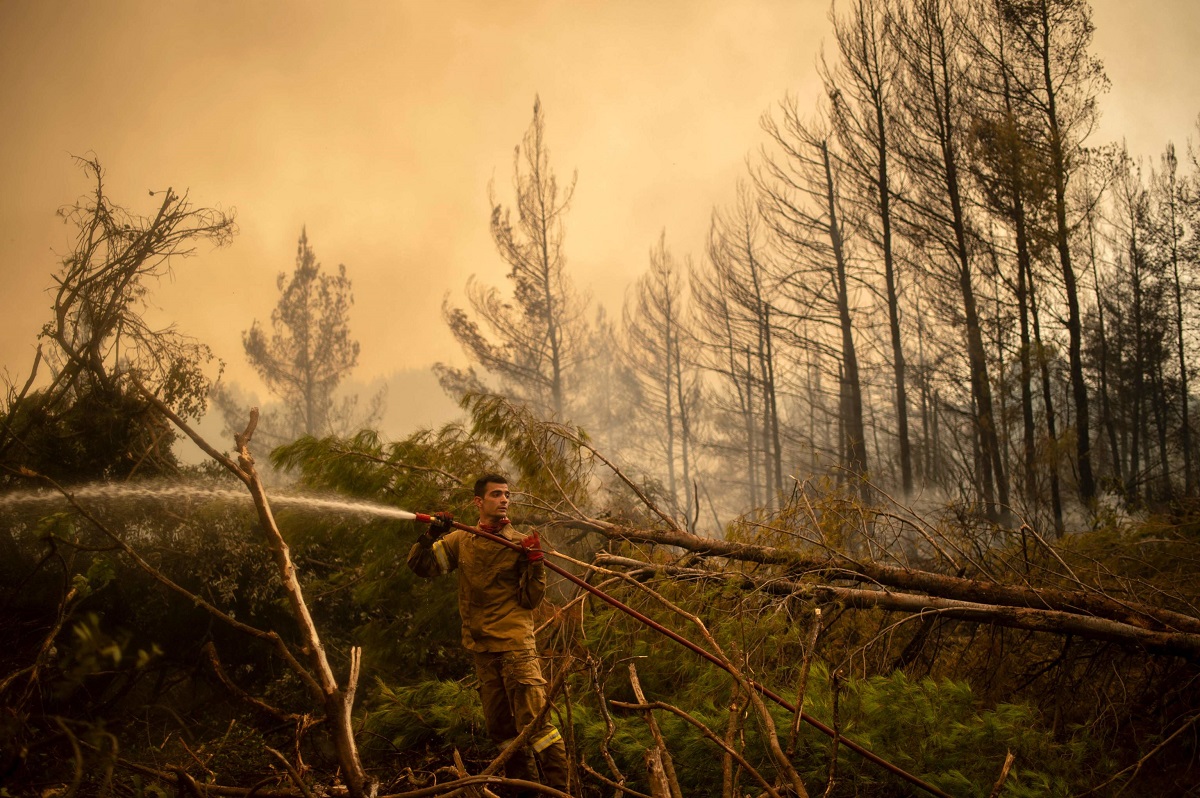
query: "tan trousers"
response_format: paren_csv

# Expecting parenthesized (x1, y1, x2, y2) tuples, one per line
(473, 649, 569, 791)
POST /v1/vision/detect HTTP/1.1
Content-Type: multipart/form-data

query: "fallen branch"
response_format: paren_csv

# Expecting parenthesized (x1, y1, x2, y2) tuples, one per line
(381, 775, 570, 798)
(594, 555, 1200, 657)
(586, 656, 628, 791)
(627, 663, 682, 798)
(202, 642, 307, 725)
(579, 762, 654, 798)
(568, 522, 1200, 637)
(267, 746, 315, 798)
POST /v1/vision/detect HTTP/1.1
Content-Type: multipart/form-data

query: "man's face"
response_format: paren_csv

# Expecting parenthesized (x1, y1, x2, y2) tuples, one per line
(474, 482, 510, 523)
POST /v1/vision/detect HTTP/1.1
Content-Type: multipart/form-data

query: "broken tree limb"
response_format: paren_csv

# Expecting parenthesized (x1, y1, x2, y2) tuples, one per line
(627, 663, 682, 798)
(787, 606, 822, 758)
(559, 519, 1200, 636)
(579, 763, 654, 798)
(135, 386, 373, 798)
(591, 553, 1200, 657)
(201, 642, 306, 725)
(987, 751, 1016, 798)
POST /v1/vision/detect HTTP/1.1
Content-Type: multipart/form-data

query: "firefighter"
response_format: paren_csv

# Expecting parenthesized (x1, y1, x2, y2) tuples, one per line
(407, 473, 569, 793)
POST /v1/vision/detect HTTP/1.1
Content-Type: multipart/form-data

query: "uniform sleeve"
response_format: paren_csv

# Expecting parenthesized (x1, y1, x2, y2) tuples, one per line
(517, 560, 547, 609)
(406, 530, 460, 577)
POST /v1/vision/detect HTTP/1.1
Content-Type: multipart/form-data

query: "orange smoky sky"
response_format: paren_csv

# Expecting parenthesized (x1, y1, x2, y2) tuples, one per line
(0, 0, 1196, 412)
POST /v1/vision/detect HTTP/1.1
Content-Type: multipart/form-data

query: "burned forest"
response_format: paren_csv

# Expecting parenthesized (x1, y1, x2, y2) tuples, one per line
(4, 0, 1200, 796)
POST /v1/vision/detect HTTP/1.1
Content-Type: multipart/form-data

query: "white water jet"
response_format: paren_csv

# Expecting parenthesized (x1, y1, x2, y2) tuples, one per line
(0, 482, 417, 521)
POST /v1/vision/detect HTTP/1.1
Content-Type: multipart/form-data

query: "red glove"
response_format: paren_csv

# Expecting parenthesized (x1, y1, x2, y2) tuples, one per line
(521, 532, 544, 563)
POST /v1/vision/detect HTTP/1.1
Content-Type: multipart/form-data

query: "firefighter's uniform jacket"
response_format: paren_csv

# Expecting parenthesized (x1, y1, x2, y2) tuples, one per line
(408, 524, 545, 652)
(407, 523, 569, 790)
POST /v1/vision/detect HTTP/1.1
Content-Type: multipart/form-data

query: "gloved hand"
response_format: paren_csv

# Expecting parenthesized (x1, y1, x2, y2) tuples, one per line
(520, 532, 544, 563)
(430, 511, 454, 537)
(420, 512, 453, 547)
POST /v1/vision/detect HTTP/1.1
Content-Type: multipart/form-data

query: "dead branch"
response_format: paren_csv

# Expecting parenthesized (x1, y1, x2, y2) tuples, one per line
(787, 607, 822, 758)
(267, 746, 315, 798)
(627, 663, 683, 798)
(610, 698, 782, 798)
(173, 767, 210, 798)
(0, 345, 43, 460)
(134, 387, 373, 798)
(0, 584, 77, 705)
(451, 748, 497, 798)
(382, 775, 571, 798)
(573, 522, 1200, 637)
(1073, 711, 1200, 797)
(202, 642, 306, 724)
(643, 749, 670, 798)
(987, 751, 1016, 798)
(587, 657, 628, 791)
(597, 565, 809, 797)
(580, 762, 655, 798)
(821, 669, 843, 798)
(104, 748, 296, 796)
(723, 690, 747, 798)
(594, 554, 1200, 657)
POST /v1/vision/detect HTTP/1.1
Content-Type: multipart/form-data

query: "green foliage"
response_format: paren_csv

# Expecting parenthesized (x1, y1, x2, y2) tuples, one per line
(462, 392, 592, 511)
(367, 677, 486, 751)
(0, 382, 180, 485)
(556, 566, 1109, 796)
(786, 667, 1097, 796)
(53, 612, 162, 699)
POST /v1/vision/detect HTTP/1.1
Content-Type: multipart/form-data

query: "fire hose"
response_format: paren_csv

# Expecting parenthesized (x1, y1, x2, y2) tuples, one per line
(413, 513, 954, 798)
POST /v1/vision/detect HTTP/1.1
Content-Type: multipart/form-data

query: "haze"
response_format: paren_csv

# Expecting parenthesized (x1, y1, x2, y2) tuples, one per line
(1, 0, 1196, 438)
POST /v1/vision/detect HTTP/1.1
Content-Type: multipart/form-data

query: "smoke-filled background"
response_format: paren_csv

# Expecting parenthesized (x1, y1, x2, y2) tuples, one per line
(8, 2, 1200, 793)
(0, 0, 1195, 431)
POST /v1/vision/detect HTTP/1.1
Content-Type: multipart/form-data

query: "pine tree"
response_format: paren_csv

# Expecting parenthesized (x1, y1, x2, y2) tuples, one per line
(240, 227, 378, 443)
(439, 97, 590, 422)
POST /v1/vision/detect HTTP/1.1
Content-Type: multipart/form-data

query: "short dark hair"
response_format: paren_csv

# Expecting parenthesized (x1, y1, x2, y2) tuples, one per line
(474, 473, 510, 497)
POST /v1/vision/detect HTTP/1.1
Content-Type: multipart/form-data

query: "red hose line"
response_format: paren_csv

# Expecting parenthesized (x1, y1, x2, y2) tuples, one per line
(420, 517, 953, 798)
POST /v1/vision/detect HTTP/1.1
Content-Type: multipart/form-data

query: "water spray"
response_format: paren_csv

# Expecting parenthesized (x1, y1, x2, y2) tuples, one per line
(0, 483, 418, 521)
(411, 513, 953, 798)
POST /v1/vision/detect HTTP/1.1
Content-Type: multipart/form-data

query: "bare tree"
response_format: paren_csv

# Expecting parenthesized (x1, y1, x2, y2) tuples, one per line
(827, 0, 915, 495)
(997, 0, 1108, 503)
(892, 0, 1010, 517)
(621, 232, 700, 526)
(966, 0, 1065, 529)
(1151, 143, 1195, 495)
(759, 103, 870, 497)
(694, 185, 789, 510)
(440, 97, 590, 422)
